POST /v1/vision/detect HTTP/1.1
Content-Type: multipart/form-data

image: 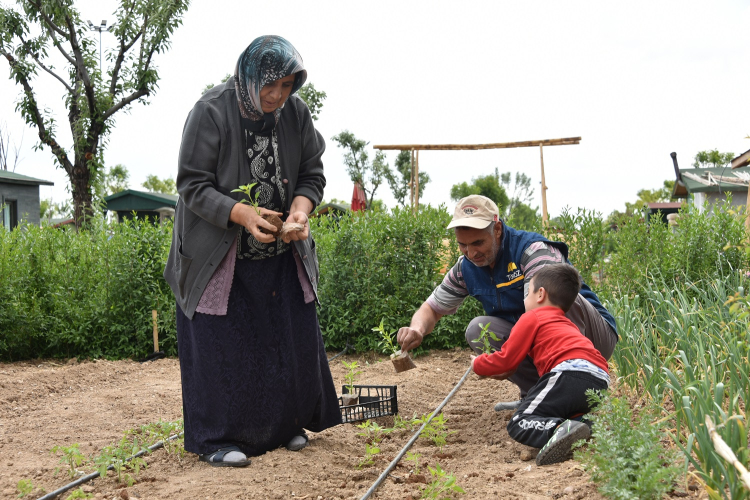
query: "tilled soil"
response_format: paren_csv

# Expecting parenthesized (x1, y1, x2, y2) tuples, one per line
(1, 349, 615, 499)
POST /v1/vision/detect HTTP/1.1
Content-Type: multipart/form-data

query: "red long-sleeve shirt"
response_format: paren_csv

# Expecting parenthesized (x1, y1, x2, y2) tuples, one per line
(473, 306, 609, 378)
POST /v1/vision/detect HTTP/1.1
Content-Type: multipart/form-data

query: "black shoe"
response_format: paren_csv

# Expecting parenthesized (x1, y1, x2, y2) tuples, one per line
(536, 420, 591, 466)
(198, 446, 251, 467)
(285, 431, 309, 451)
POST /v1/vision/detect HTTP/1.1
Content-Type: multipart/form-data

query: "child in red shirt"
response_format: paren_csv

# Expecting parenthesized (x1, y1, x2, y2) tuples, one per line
(471, 263, 610, 466)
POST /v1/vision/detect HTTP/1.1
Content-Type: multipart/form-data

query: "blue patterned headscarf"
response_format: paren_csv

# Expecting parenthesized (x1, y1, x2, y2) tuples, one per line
(235, 35, 307, 127)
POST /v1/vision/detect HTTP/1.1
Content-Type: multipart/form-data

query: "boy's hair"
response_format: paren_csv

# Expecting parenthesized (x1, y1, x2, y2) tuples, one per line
(530, 264, 582, 312)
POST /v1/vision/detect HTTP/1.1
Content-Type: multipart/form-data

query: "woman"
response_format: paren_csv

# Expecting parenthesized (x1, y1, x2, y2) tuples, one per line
(164, 35, 341, 467)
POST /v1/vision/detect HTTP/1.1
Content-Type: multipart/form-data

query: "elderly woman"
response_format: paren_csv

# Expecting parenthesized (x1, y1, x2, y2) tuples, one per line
(164, 35, 341, 467)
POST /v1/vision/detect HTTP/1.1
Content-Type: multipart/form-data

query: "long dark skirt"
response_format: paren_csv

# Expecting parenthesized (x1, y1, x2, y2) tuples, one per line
(176, 250, 341, 456)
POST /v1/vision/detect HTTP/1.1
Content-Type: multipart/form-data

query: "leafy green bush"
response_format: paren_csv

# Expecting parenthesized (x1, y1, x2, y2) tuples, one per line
(312, 206, 482, 353)
(0, 217, 175, 361)
(575, 391, 680, 500)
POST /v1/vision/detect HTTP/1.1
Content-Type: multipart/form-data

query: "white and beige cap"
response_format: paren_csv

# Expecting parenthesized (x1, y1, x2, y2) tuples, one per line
(446, 195, 500, 229)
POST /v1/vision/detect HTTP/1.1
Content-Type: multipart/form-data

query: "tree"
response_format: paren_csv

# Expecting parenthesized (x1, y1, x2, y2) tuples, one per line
(450, 168, 510, 212)
(606, 179, 676, 227)
(105, 164, 129, 195)
(201, 73, 231, 96)
(332, 130, 390, 209)
(693, 149, 734, 169)
(142, 174, 176, 195)
(385, 150, 430, 207)
(0, 0, 190, 226)
(296, 83, 326, 121)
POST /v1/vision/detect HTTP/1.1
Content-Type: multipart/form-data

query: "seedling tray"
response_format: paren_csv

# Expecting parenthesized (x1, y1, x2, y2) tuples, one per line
(340, 385, 398, 423)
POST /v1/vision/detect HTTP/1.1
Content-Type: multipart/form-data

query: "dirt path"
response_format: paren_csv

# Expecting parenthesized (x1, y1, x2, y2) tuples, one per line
(0, 349, 607, 500)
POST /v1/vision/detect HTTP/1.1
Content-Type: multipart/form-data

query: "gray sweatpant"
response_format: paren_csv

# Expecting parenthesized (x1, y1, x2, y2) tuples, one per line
(465, 294, 618, 397)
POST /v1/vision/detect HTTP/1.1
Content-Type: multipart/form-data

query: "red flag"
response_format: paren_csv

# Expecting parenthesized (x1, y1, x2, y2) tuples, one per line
(351, 182, 367, 212)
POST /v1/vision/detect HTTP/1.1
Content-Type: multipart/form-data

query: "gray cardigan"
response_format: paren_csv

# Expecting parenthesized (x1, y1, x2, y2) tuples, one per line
(164, 80, 326, 319)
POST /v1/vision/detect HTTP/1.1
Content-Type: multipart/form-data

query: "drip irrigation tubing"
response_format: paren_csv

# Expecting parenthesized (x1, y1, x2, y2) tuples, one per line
(37, 432, 184, 500)
(327, 343, 352, 363)
(359, 365, 474, 500)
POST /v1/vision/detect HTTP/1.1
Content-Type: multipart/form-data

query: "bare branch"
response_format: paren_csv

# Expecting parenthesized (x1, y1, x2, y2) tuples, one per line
(44, 23, 76, 66)
(19, 35, 74, 93)
(110, 22, 145, 97)
(0, 49, 73, 175)
(102, 87, 149, 121)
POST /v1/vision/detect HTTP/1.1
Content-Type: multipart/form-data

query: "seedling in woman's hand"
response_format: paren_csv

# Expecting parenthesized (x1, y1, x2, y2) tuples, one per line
(232, 182, 282, 235)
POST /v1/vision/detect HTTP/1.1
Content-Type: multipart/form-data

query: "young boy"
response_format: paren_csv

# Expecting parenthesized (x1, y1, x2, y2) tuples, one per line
(471, 263, 610, 466)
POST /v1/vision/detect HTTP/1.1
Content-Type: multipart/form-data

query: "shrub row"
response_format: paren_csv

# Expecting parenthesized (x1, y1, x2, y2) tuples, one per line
(1, 198, 748, 360)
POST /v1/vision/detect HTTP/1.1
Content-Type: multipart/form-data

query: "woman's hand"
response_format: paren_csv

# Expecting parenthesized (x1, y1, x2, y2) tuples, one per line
(282, 211, 309, 243)
(229, 203, 282, 244)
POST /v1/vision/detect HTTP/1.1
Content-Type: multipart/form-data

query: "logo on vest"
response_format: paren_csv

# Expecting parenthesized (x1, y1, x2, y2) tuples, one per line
(507, 262, 517, 272)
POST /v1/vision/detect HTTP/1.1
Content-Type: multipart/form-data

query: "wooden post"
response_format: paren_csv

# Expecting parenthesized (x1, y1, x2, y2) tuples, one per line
(409, 149, 414, 207)
(414, 150, 420, 214)
(152, 309, 159, 353)
(746, 186, 750, 233)
(540, 144, 549, 227)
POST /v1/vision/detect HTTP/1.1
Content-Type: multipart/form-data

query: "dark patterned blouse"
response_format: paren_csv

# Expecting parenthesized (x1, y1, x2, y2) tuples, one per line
(236, 119, 289, 260)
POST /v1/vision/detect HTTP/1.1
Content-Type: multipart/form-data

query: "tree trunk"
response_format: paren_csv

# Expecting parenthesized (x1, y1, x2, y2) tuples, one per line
(71, 160, 93, 227)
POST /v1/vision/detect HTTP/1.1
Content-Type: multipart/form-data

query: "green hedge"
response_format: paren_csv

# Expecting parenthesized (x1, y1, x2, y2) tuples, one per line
(0, 218, 175, 361)
(312, 206, 482, 353)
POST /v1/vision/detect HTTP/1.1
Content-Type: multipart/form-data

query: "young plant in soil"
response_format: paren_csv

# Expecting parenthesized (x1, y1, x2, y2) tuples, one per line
(95, 435, 149, 487)
(471, 322, 501, 354)
(231, 182, 283, 235)
(356, 419, 390, 445)
(64, 488, 93, 499)
(357, 443, 381, 469)
(140, 419, 185, 461)
(373, 318, 416, 372)
(420, 463, 465, 499)
(415, 413, 455, 453)
(16, 479, 34, 498)
(405, 451, 422, 475)
(50, 443, 86, 478)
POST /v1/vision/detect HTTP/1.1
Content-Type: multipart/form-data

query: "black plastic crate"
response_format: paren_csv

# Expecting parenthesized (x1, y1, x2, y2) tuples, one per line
(339, 385, 398, 423)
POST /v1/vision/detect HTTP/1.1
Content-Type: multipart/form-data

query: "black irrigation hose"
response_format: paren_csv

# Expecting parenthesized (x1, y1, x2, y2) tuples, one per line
(327, 343, 352, 363)
(359, 365, 474, 500)
(37, 433, 184, 500)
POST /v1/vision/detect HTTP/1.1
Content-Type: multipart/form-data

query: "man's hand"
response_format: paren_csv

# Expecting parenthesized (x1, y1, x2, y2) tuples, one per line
(397, 327, 424, 353)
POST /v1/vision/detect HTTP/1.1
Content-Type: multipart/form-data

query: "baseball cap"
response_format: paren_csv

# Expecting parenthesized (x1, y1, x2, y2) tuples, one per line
(447, 195, 500, 229)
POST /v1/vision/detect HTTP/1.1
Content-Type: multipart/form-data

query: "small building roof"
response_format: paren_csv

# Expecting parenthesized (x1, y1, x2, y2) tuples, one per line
(313, 202, 349, 217)
(0, 170, 54, 186)
(103, 189, 178, 211)
(672, 166, 750, 198)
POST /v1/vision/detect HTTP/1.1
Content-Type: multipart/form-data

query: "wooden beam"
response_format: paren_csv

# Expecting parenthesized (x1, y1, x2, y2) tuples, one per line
(373, 137, 581, 151)
(540, 144, 549, 227)
(731, 148, 750, 169)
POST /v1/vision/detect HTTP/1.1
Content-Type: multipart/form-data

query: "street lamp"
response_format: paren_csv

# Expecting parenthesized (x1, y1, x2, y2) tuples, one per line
(87, 19, 116, 75)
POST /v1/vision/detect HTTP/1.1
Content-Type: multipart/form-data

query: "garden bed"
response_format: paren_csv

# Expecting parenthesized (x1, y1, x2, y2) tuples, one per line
(0, 350, 651, 499)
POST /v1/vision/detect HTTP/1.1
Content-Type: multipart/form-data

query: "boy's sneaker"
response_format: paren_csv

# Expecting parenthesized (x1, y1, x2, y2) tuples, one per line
(536, 419, 591, 466)
(494, 399, 522, 411)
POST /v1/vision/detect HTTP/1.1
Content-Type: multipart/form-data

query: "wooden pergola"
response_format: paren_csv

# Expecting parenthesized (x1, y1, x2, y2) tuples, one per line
(373, 137, 581, 224)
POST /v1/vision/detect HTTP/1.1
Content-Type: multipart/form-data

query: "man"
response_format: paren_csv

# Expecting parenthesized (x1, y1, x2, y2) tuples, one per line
(397, 195, 617, 410)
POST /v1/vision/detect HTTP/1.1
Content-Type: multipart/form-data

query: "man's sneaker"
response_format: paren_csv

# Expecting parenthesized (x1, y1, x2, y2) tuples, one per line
(536, 419, 591, 466)
(494, 399, 522, 411)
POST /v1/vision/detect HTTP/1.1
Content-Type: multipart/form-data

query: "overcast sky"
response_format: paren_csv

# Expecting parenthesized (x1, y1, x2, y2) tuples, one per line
(2, 1, 749, 217)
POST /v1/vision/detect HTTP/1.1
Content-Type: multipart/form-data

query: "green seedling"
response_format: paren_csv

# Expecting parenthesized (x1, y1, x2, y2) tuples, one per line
(64, 488, 93, 499)
(16, 479, 34, 498)
(95, 435, 149, 486)
(357, 442, 381, 469)
(342, 360, 362, 394)
(392, 414, 417, 431)
(356, 419, 390, 444)
(139, 419, 185, 459)
(50, 443, 86, 478)
(416, 413, 455, 452)
(231, 183, 262, 215)
(405, 451, 422, 475)
(420, 463, 465, 499)
(373, 318, 399, 355)
(471, 322, 501, 354)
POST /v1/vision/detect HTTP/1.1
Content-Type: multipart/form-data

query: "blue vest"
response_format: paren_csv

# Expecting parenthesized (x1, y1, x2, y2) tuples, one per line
(460, 224, 617, 334)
